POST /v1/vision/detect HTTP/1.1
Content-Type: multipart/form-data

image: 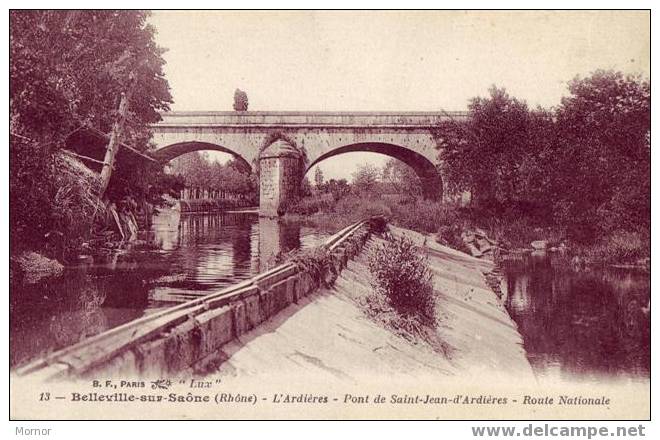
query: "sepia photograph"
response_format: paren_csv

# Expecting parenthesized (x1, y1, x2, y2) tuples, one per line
(7, 8, 651, 425)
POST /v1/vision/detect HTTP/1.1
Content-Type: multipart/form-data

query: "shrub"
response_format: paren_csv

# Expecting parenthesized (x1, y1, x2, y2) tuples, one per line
(51, 152, 104, 256)
(579, 230, 649, 264)
(386, 198, 459, 234)
(436, 223, 470, 253)
(368, 235, 436, 327)
(335, 194, 392, 220)
(479, 214, 566, 250)
(286, 194, 334, 215)
(286, 247, 335, 287)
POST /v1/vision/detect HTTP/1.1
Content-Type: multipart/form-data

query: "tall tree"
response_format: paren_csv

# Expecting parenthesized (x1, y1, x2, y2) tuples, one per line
(11, 11, 171, 142)
(382, 159, 421, 196)
(233, 88, 249, 111)
(553, 70, 650, 239)
(442, 86, 531, 212)
(313, 166, 324, 188)
(352, 163, 381, 194)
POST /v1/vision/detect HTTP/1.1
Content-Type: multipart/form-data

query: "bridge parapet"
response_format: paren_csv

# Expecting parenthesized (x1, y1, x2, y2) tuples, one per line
(154, 110, 469, 129)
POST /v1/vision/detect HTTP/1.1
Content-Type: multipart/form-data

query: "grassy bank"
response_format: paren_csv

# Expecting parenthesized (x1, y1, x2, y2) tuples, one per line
(284, 192, 650, 267)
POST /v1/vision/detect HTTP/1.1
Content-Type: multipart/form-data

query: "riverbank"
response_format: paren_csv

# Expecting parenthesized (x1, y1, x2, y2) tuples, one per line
(12, 218, 530, 379)
(284, 193, 650, 269)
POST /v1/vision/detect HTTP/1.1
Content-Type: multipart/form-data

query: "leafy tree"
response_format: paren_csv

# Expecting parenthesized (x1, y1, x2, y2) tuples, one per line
(553, 70, 650, 240)
(168, 150, 208, 187)
(433, 120, 469, 199)
(465, 86, 531, 210)
(352, 163, 381, 194)
(233, 88, 249, 111)
(382, 159, 421, 196)
(10, 10, 172, 254)
(511, 107, 560, 218)
(11, 11, 170, 144)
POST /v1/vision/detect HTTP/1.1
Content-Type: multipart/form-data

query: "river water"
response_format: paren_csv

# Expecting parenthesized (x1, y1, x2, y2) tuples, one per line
(11, 214, 651, 385)
(501, 253, 650, 384)
(10, 210, 329, 368)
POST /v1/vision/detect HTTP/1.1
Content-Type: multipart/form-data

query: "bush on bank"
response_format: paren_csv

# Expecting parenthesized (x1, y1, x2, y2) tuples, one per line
(285, 193, 392, 232)
(574, 230, 650, 265)
(368, 234, 436, 332)
(287, 193, 470, 253)
(285, 193, 335, 216)
(11, 251, 64, 285)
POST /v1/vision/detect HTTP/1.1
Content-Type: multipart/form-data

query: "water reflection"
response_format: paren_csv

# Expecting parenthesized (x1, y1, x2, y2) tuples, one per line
(10, 269, 145, 367)
(260, 217, 301, 271)
(502, 254, 650, 383)
(10, 210, 329, 368)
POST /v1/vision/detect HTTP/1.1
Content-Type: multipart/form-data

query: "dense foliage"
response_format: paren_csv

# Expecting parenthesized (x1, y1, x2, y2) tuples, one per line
(317, 178, 351, 201)
(441, 70, 649, 244)
(10, 10, 173, 255)
(351, 163, 381, 194)
(313, 166, 324, 188)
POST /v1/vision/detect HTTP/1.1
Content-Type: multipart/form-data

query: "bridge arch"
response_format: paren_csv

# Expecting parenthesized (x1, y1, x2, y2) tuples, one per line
(304, 142, 442, 200)
(151, 141, 253, 172)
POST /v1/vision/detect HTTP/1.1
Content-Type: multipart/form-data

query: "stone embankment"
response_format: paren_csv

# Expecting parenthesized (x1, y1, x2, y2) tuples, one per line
(202, 225, 533, 384)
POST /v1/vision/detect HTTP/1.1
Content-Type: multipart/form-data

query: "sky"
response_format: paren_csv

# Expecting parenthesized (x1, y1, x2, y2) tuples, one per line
(148, 10, 650, 181)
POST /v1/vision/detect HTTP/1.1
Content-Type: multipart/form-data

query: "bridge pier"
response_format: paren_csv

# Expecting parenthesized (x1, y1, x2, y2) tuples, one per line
(259, 139, 303, 217)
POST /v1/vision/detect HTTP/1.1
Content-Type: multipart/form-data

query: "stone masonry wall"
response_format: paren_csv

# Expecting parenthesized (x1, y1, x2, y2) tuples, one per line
(259, 155, 301, 216)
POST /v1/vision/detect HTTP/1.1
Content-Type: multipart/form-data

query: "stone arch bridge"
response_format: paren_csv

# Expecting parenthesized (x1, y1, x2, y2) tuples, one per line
(150, 111, 468, 216)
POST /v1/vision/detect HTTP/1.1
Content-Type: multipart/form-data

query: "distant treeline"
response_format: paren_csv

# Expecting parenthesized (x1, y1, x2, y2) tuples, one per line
(167, 151, 258, 198)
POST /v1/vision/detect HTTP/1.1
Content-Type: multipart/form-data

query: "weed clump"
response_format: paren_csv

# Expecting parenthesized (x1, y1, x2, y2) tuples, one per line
(287, 247, 335, 288)
(368, 235, 436, 335)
